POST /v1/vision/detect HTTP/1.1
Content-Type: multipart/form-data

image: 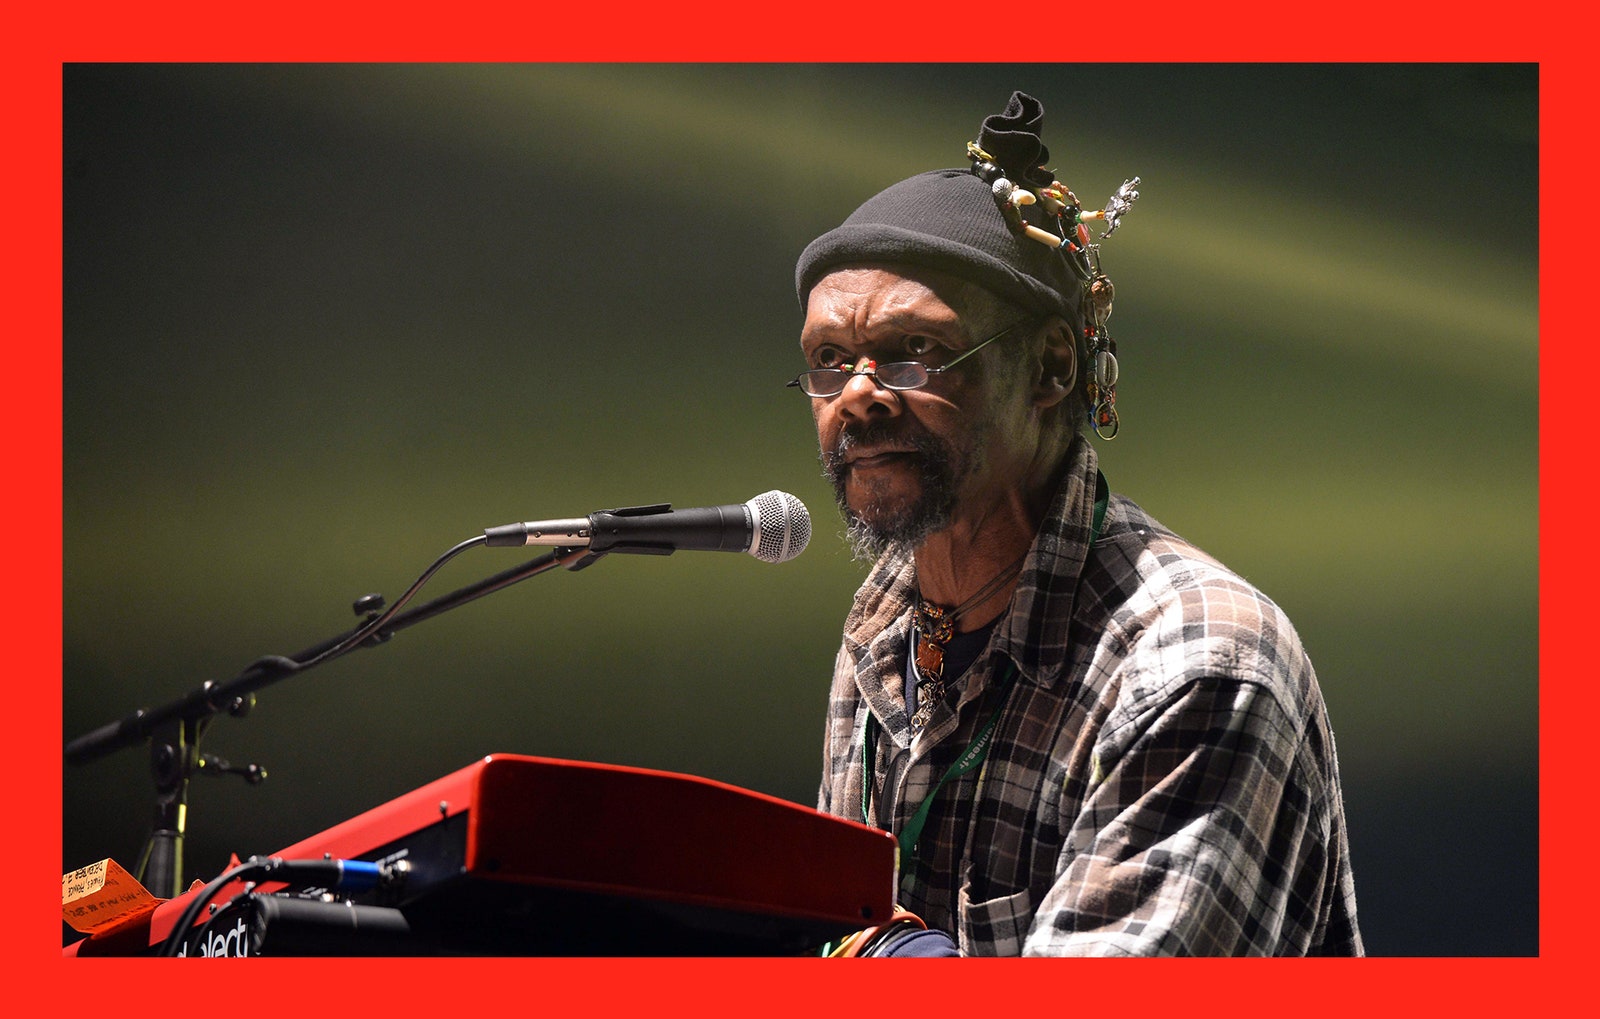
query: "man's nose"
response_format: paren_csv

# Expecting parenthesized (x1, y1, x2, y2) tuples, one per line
(834, 360, 901, 423)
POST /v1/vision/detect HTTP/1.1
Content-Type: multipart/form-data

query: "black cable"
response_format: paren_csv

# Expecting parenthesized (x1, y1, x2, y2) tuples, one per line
(183, 885, 260, 957)
(159, 857, 269, 956)
(158, 856, 389, 957)
(245, 534, 489, 679)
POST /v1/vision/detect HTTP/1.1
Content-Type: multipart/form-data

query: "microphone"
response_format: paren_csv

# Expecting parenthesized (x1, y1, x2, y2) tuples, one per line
(484, 490, 811, 563)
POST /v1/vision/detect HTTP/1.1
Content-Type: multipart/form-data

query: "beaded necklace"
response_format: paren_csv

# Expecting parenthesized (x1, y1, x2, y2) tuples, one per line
(908, 552, 1029, 731)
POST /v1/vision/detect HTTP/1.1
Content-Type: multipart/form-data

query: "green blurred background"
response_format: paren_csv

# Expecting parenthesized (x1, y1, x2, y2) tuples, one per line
(61, 63, 1537, 954)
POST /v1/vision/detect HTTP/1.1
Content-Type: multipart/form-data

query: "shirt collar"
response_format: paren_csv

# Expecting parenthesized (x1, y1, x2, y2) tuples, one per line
(991, 434, 1102, 688)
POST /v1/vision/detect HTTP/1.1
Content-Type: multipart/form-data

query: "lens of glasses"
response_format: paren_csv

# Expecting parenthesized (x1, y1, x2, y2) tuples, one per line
(874, 363, 931, 389)
(799, 372, 848, 396)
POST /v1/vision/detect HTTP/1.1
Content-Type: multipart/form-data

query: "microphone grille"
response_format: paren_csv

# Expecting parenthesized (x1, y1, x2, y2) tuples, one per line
(748, 490, 811, 563)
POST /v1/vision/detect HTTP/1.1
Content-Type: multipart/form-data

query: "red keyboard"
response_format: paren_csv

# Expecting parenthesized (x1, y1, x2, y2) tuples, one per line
(66, 753, 897, 956)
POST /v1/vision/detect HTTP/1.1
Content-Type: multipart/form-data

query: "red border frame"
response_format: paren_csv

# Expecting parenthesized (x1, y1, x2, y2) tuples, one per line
(16, 3, 1579, 1014)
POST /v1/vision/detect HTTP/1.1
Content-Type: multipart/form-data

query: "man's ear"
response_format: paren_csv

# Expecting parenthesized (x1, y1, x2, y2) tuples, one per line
(1032, 317, 1077, 410)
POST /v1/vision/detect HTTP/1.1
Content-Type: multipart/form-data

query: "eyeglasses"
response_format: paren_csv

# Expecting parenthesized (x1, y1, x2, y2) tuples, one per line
(786, 321, 1025, 398)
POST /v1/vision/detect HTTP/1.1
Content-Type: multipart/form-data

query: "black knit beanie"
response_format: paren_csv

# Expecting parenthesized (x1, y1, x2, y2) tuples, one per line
(794, 93, 1084, 321)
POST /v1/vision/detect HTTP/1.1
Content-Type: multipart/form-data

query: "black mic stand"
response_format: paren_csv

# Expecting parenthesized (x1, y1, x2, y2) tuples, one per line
(64, 543, 604, 899)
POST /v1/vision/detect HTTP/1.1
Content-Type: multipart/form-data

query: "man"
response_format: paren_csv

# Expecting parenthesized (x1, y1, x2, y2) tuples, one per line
(792, 92, 1361, 956)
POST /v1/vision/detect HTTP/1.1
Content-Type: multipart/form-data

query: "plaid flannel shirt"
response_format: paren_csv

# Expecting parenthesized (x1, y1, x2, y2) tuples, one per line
(818, 436, 1363, 955)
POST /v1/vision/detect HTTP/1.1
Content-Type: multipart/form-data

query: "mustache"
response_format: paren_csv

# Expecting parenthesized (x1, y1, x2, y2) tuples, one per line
(823, 419, 944, 471)
(821, 418, 961, 560)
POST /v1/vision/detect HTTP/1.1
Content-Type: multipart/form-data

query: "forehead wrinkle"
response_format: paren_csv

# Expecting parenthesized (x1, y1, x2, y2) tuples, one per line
(802, 274, 968, 354)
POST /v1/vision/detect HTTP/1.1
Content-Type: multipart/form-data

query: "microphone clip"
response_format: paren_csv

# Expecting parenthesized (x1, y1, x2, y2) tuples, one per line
(587, 503, 678, 556)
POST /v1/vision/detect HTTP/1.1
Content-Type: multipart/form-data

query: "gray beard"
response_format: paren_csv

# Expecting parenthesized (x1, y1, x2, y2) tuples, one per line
(821, 420, 984, 562)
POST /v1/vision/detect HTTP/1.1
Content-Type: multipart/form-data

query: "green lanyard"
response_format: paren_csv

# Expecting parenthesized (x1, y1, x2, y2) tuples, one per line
(860, 471, 1109, 877)
(879, 664, 1018, 868)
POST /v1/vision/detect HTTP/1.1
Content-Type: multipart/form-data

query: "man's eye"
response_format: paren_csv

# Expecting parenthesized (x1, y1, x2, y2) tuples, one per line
(904, 336, 936, 358)
(813, 348, 847, 368)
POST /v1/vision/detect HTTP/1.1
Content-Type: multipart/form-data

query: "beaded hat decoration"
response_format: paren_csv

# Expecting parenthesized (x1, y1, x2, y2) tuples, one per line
(965, 91, 1141, 439)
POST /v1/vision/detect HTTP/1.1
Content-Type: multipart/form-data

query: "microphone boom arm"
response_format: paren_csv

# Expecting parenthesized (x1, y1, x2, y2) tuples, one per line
(65, 544, 600, 766)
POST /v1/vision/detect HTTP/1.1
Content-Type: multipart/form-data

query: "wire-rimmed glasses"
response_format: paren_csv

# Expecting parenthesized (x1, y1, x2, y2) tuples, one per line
(786, 320, 1025, 398)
